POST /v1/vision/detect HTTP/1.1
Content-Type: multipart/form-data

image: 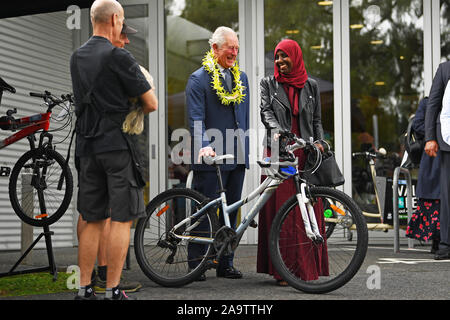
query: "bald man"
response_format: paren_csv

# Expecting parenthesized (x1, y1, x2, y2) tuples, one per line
(70, 0, 157, 300)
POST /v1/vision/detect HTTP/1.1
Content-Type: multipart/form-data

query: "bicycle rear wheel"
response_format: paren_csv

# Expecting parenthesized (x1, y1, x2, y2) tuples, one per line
(134, 188, 219, 287)
(9, 148, 73, 227)
(269, 186, 368, 294)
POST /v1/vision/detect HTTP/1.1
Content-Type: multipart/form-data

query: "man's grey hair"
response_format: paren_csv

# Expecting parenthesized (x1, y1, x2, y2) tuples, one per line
(90, 0, 123, 24)
(208, 26, 238, 49)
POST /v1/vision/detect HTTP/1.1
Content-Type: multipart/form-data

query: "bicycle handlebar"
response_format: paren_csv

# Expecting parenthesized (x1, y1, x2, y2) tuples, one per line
(278, 131, 322, 173)
(279, 131, 315, 152)
(352, 148, 387, 160)
(29, 91, 73, 108)
(29, 92, 46, 98)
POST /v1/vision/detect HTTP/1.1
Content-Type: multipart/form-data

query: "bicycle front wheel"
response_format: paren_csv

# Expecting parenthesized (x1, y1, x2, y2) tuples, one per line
(9, 148, 73, 227)
(269, 186, 368, 294)
(134, 188, 219, 287)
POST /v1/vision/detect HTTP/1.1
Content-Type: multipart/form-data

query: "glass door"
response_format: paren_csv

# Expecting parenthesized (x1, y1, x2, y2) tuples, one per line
(122, 3, 151, 203)
(164, 0, 239, 189)
(349, 0, 424, 208)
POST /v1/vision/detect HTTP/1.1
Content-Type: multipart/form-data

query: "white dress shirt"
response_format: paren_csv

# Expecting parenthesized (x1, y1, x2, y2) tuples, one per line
(440, 79, 450, 145)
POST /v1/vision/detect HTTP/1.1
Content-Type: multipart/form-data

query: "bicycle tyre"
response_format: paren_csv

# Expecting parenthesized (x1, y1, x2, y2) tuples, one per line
(269, 186, 368, 294)
(9, 148, 73, 227)
(134, 188, 219, 287)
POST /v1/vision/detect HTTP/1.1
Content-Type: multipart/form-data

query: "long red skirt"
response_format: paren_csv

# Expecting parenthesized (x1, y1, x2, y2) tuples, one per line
(256, 148, 329, 281)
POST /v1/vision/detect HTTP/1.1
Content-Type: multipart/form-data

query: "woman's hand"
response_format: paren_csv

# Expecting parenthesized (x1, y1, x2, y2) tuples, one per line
(315, 142, 324, 153)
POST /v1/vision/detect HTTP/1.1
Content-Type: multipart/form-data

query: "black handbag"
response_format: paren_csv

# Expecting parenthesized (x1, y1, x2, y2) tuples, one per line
(303, 141, 345, 187)
(404, 114, 425, 166)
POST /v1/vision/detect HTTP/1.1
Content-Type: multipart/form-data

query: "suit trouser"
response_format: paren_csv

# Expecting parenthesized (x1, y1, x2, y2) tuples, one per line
(440, 151, 450, 247)
(187, 165, 246, 270)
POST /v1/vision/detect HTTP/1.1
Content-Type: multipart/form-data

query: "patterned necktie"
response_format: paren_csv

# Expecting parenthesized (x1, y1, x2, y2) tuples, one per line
(224, 68, 232, 91)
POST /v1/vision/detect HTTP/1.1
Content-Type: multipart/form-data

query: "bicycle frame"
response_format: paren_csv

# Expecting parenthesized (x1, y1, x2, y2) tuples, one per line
(171, 169, 322, 246)
(172, 176, 279, 245)
(0, 111, 52, 150)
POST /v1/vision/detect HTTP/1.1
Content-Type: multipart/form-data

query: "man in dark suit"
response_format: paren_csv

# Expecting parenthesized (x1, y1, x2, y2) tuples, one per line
(186, 26, 250, 279)
(424, 61, 450, 260)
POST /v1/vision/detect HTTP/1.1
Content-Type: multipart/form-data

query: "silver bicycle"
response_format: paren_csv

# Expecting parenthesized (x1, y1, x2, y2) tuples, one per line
(134, 133, 368, 294)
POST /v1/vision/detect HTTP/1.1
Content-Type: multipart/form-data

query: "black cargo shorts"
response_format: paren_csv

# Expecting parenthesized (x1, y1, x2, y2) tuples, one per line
(77, 150, 145, 222)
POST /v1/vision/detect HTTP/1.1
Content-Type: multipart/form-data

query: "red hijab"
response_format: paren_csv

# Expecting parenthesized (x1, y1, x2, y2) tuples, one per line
(274, 39, 308, 115)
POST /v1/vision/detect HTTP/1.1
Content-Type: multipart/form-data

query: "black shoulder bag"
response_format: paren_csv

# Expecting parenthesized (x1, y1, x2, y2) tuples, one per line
(404, 115, 425, 166)
(303, 140, 345, 187)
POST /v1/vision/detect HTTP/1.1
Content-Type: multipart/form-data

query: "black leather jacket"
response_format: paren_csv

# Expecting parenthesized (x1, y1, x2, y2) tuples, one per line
(260, 75, 324, 148)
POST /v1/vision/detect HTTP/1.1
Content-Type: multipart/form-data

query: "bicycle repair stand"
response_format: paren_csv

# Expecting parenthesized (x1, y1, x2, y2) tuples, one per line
(0, 223, 58, 281)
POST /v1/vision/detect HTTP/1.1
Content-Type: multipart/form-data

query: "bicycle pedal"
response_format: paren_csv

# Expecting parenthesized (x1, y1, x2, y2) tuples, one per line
(205, 260, 219, 270)
(0, 166, 11, 177)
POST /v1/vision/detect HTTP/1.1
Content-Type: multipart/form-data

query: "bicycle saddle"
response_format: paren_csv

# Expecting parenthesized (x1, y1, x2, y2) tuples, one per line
(0, 76, 16, 93)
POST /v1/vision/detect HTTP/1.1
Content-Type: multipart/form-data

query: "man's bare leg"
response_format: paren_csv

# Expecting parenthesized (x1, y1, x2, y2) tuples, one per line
(106, 220, 133, 288)
(77, 215, 110, 267)
(97, 218, 110, 266)
(78, 219, 107, 286)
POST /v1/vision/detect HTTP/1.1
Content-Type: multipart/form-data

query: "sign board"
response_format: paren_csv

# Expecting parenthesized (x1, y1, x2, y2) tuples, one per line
(375, 176, 417, 225)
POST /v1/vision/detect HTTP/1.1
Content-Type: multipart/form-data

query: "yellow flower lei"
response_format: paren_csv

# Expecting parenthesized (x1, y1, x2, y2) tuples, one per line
(202, 49, 246, 106)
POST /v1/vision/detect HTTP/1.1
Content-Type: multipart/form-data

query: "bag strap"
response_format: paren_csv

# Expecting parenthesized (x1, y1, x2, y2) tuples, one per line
(406, 115, 416, 144)
(72, 48, 115, 117)
(67, 48, 115, 168)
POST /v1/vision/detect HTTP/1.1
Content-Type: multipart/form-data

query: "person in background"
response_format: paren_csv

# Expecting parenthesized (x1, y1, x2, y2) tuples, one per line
(424, 60, 450, 260)
(406, 97, 441, 253)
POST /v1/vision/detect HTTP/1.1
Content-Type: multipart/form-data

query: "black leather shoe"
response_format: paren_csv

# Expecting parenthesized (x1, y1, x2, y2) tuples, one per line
(434, 246, 450, 260)
(217, 267, 243, 279)
(431, 240, 440, 254)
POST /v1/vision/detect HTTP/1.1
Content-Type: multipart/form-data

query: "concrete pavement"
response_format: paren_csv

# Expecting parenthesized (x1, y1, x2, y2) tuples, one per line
(1, 231, 449, 302)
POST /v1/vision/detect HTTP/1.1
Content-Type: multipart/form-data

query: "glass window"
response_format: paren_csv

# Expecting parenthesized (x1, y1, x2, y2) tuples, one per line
(164, 0, 239, 187)
(441, 0, 450, 61)
(264, 0, 334, 145)
(349, 0, 423, 206)
(122, 4, 151, 202)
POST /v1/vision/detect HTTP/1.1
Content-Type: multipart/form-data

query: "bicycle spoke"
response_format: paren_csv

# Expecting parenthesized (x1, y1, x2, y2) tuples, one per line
(270, 187, 368, 293)
(9, 149, 73, 226)
(134, 189, 219, 287)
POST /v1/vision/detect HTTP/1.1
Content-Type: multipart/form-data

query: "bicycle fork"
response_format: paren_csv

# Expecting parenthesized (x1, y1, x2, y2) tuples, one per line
(294, 176, 323, 244)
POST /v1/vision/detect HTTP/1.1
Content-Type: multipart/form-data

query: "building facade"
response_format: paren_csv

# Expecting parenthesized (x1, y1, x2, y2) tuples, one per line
(0, 0, 448, 250)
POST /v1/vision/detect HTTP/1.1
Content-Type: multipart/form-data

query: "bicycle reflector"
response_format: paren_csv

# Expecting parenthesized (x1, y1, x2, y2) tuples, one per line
(156, 204, 170, 217)
(330, 204, 345, 216)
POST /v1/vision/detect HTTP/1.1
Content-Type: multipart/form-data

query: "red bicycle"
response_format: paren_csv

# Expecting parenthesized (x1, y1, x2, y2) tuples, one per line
(0, 76, 74, 227)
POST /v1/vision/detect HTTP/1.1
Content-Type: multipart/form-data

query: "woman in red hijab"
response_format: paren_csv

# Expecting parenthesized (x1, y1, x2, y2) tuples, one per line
(257, 39, 328, 285)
